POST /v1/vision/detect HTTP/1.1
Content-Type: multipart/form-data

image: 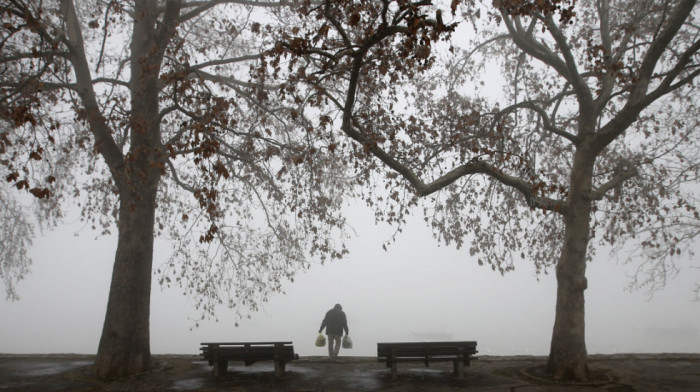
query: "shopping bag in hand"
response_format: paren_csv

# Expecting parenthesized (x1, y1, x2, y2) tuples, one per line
(342, 335, 353, 349)
(315, 333, 326, 347)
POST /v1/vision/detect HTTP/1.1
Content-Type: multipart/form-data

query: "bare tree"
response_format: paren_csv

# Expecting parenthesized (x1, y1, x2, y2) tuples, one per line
(1, 0, 348, 379)
(268, 0, 699, 381)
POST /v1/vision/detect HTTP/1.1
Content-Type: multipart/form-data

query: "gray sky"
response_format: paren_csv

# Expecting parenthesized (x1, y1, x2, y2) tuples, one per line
(1, 204, 698, 357)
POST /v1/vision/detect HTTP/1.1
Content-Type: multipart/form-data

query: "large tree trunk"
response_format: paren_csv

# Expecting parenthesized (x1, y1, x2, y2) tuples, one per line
(547, 148, 595, 381)
(94, 180, 159, 379)
(93, 0, 164, 377)
(547, 221, 590, 380)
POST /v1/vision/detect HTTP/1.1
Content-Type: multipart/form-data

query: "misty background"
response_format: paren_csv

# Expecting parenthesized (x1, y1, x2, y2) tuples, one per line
(1, 202, 698, 357)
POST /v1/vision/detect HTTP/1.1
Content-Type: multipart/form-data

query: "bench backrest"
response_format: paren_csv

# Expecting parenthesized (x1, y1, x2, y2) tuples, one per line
(201, 342, 297, 361)
(377, 341, 478, 358)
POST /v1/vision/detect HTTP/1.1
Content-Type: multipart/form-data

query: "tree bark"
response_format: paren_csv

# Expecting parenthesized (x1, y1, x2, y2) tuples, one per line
(92, 0, 168, 379)
(93, 180, 159, 379)
(547, 148, 595, 381)
(547, 227, 590, 380)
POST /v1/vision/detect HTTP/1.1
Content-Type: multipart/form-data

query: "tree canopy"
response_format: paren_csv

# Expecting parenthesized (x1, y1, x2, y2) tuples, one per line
(1, 0, 350, 378)
(262, 0, 699, 380)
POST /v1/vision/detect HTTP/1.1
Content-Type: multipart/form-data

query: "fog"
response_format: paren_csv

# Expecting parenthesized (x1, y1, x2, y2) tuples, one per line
(1, 205, 698, 357)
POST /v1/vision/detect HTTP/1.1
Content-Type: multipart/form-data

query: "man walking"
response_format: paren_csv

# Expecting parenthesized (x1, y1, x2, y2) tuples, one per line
(319, 304, 349, 358)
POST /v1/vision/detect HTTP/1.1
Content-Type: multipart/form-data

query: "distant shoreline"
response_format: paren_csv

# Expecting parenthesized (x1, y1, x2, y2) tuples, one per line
(2, 352, 699, 360)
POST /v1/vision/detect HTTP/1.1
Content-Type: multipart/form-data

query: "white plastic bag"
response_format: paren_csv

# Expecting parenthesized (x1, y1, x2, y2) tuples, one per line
(342, 335, 353, 349)
(315, 333, 326, 347)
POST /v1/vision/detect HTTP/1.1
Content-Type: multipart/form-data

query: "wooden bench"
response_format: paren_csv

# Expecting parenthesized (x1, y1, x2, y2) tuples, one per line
(200, 342, 299, 377)
(377, 341, 478, 379)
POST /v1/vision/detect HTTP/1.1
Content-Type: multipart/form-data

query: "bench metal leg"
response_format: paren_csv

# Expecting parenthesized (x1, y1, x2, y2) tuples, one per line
(274, 360, 286, 377)
(453, 360, 464, 378)
(214, 360, 228, 376)
(390, 362, 398, 379)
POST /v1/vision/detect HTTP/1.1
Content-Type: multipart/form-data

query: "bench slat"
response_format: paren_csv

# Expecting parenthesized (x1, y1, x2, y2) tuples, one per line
(377, 341, 477, 347)
(378, 347, 477, 355)
(201, 341, 293, 346)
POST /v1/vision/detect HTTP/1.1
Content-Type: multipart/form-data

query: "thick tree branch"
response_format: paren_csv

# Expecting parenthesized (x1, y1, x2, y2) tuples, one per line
(190, 54, 264, 70)
(628, 0, 696, 104)
(166, 158, 198, 192)
(591, 165, 638, 201)
(642, 42, 700, 103)
(543, 14, 595, 114)
(493, 100, 578, 143)
(60, 0, 125, 179)
(92, 77, 131, 88)
(178, 0, 294, 23)
(153, 0, 183, 68)
(340, 53, 564, 212)
(500, 14, 567, 83)
(324, 0, 355, 52)
(595, 4, 699, 151)
(193, 69, 275, 89)
(594, 1, 613, 104)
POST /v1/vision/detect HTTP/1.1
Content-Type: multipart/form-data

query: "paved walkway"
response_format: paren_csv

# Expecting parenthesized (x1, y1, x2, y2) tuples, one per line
(0, 354, 698, 391)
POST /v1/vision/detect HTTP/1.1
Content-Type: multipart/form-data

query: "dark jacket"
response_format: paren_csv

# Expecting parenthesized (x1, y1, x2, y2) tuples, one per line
(319, 307, 348, 336)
